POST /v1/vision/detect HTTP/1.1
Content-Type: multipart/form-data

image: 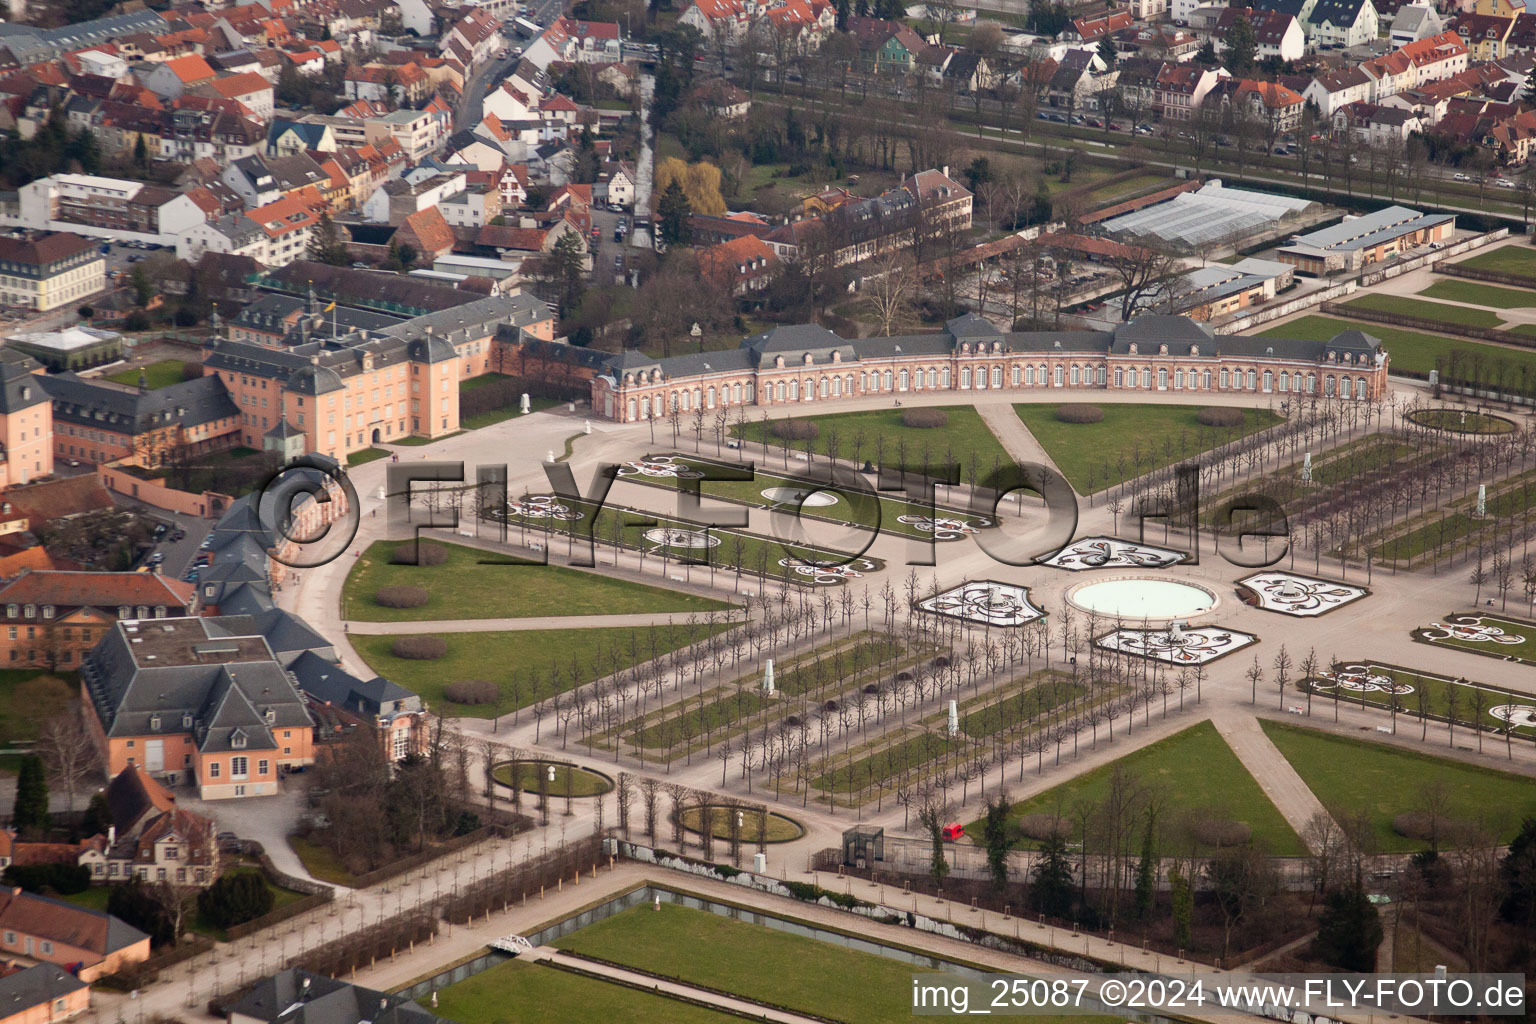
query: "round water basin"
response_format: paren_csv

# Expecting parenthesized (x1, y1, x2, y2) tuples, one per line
(1066, 577, 1217, 621)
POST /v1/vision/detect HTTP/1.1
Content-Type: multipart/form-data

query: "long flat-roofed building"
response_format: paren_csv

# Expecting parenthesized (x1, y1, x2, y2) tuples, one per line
(1276, 205, 1455, 274)
(585, 314, 1391, 423)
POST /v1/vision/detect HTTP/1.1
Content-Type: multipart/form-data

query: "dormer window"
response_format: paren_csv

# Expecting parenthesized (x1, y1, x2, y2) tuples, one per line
(150, 715, 161, 732)
(118, 606, 130, 618)
(265, 709, 276, 723)
(41, 606, 52, 619)
(23, 605, 34, 619)
(4, 605, 14, 618)
(231, 732, 247, 749)
(1128, 343, 1138, 354)
(182, 713, 193, 730)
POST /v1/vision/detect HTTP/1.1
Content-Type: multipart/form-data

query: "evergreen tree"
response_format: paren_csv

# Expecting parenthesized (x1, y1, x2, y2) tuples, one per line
(197, 872, 274, 929)
(1224, 15, 1257, 72)
(1097, 35, 1117, 69)
(1499, 816, 1536, 927)
(982, 792, 1011, 893)
(107, 877, 174, 947)
(835, 0, 850, 30)
(1133, 820, 1156, 920)
(1170, 865, 1193, 949)
(132, 133, 149, 168)
(1194, 39, 1218, 65)
(1312, 885, 1383, 971)
(307, 213, 351, 266)
(82, 791, 112, 839)
(1029, 833, 1073, 918)
(657, 179, 693, 246)
(544, 231, 588, 316)
(11, 755, 49, 837)
(131, 266, 154, 306)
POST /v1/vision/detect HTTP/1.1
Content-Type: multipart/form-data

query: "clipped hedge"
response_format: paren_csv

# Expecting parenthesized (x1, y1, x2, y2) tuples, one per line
(391, 542, 447, 566)
(1392, 812, 1436, 841)
(391, 636, 448, 660)
(901, 408, 948, 428)
(1018, 813, 1069, 842)
(1056, 404, 1104, 424)
(1197, 406, 1246, 428)
(770, 419, 819, 440)
(1191, 819, 1252, 848)
(444, 680, 499, 704)
(375, 585, 430, 609)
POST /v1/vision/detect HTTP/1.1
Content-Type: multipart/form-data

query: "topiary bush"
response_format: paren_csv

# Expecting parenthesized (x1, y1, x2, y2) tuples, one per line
(392, 636, 448, 660)
(444, 680, 498, 704)
(1197, 406, 1246, 428)
(770, 419, 819, 440)
(1191, 818, 1252, 848)
(902, 408, 948, 429)
(197, 871, 275, 930)
(1392, 812, 1436, 841)
(391, 542, 447, 566)
(375, 585, 430, 609)
(1056, 404, 1104, 424)
(1018, 813, 1069, 842)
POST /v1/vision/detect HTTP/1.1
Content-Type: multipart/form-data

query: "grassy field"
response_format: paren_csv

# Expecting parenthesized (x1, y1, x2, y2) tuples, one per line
(106, 360, 187, 390)
(342, 539, 734, 621)
(437, 955, 742, 1024)
(286, 836, 354, 886)
(1300, 659, 1536, 742)
(1260, 720, 1536, 852)
(1014, 403, 1281, 493)
(557, 903, 1114, 1024)
(347, 448, 389, 466)
(1405, 409, 1515, 434)
(1456, 245, 1536, 277)
(0, 672, 73, 744)
(1340, 294, 1504, 329)
(728, 406, 1012, 481)
(1258, 315, 1536, 378)
(978, 721, 1305, 855)
(351, 622, 737, 716)
(676, 805, 803, 841)
(1420, 279, 1536, 309)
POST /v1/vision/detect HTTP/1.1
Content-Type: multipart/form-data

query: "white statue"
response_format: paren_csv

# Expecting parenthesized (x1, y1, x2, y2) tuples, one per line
(1301, 452, 1312, 484)
(546, 449, 556, 463)
(583, 419, 591, 435)
(1168, 620, 1185, 643)
(947, 699, 959, 737)
(520, 393, 531, 414)
(1477, 483, 1487, 518)
(763, 658, 775, 694)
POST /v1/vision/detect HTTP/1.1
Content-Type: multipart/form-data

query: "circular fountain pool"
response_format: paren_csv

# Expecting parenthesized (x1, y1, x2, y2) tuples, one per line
(1066, 577, 1217, 621)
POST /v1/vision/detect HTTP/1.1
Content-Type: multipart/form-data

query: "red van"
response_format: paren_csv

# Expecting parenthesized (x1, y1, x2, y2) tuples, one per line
(942, 823, 965, 842)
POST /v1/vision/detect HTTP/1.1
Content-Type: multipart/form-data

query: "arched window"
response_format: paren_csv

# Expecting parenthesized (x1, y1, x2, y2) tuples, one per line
(1175, 369, 1185, 389)
(733, 383, 742, 403)
(1114, 367, 1124, 387)
(1141, 369, 1152, 388)
(641, 397, 651, 417)
(1027, 366, 1037, 386)
(1292, 372, 1302, 391)
(1096, 366, 1106, 385)
(899, 368, 909, 390)
(745, 382, 755, 402)
(1012, 366, 1021, 386)
(1277, 372, 1288, 392)
(832, 377, 842, 397)
(1070, 365, 1081, 386)
(1053, 366, 1064, 386)
(882, 370, 893, 389)
(1305, 374, 1316, 394)
(627, 399, 636, 420)
(707, 386, 716, 408)
(1261, 370, 1273, 392)
(1220, 369, 1231, 389)
(1246, 369, 1257, 390)
(1323, 376, 1335, 397)
(788, 380, 799, 401)
(860, 371, 868, 391)
(845, 374, 853, 394)
(960, 367, 972, 388)
(1340, 376, 1351, 399)
(680, 391, 691, 411)
(819, 377, 829, 398)
(1202, 369, 1212, 389)
(1157, 368, 1168, 389)
(1356, 376, 1367, 398)
(992, 366, 1003, 388)
(941, 368, 952, 387)
(975, 366, 986, 389)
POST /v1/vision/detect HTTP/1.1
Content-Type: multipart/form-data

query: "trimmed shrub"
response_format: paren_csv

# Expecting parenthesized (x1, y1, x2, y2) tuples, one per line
(1056, 404, 1104, 424)
(391, 636, 447, 660)
(1191, 818, 1252, 848)
(901, 408, 948, 428)
(181, 361, 204, 381)
(390, 542, 447, 566)
(1393, 812, 1436, 841)
(197, 871, 274, 930)
(444, 680, 498, 704)
(375, 585, 430, 609)
(1018, 813, 1069, 842)
(2, 863, 91, 895)
(1197, 406, 1246, 428)
(770, 419, 819, 440)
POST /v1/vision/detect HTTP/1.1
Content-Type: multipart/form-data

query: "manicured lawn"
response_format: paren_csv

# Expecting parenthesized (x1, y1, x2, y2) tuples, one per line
(677, 805, 803, 841)
(1420, 279, 1536, 309)
(0, 671, 74, 744)
(287, 835, 354, 886)
(728, 406, 1013, 480)
(60, 887, 111, 912)
(393, 432, 464, 446)
(981, 721, 1305, 855)
(1456, 245, 1536, 277)
(1258, 315, 1536, 379)
(342, 539, 734, 621)
(438, 955, 742, 1024)
(350, 621, 738, 716)
(1340, 294, 1503, 329)
(1298, 660, 1536, 742)
(491, 761, 613, 796)
(1417, 613, 1536, 662)
(1405, 409, 1515, 434)
(1260, 720, 1536, 852)
(556, 903, 1118, 1024)
(106, 360, 186, 390)
(1084, 174, 1170, 203)
(347, 448, 390, 466)
(1014, 403, 1281, 493)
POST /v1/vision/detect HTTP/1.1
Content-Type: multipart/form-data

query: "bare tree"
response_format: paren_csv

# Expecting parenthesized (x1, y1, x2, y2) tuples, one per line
(36, 705, 97, 815)
(865, 251, 917, 336)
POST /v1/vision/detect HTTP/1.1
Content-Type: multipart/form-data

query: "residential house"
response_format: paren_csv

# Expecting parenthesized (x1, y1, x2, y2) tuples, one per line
(699, 234, 780, 297)
(1333, 100, 1426, 143)
(289, 655, 431, 761)
(1391, 2, 1444, 43)
(141, 55, 218, 100)
(99, 764, 218, 886)
(1303, 64, 1373, 114)
(1157, 61, 1223, 120)
(1233, 79, 1308, 131)
(203, 73, 276, 122)
(0, 964, 89, 1024)
(1068, 10, 1134, 40)
(523, 17, 623, 68)
(0, 889, 149, 982)
(1214, 7, 1305, 60)
(1450, 12, 1516, 59)
(0, 572, 196, 672)
(847, 16, 927, 73)
(0, 233, 105, 313)
(225, 969, 444, 1024)
(0, 349, 54, 489)
(1047, 48, 1118, 110)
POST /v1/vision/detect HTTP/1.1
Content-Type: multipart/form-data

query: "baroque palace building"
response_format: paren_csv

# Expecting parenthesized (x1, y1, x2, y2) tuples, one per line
(589, 315, 1390, 423)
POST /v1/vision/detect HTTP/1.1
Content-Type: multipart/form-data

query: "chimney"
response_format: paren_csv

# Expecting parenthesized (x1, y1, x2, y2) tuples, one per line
(107, 825, 116, 847)
(942, 165, 949, 179)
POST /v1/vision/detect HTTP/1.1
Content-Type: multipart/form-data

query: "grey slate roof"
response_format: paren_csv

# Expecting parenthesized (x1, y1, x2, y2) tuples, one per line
(289, 650, 420, 717)
(0, 964, 87, 1012)
(226, 969, 442, 1024)
(0, 349, 50, 415)
(41, 373, 239, 437)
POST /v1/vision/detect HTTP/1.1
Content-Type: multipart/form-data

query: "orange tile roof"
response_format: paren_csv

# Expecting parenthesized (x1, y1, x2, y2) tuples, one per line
(210, 72, 272, 98)
(0, 570, 194, 609)
(164, 54, 217, 84)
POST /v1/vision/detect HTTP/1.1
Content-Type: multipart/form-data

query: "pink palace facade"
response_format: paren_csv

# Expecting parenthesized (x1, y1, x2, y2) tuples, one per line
(589, 315, 1391, 423)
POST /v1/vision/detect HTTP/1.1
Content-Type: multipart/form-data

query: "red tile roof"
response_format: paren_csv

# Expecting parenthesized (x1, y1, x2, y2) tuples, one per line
(0, 570, 194, 611)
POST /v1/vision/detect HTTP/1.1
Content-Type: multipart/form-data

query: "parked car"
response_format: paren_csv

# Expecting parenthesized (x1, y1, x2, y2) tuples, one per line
(216, 832, 240, 853)
(1454, 172, 1471, 181)
(941, 823, 966, 841)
